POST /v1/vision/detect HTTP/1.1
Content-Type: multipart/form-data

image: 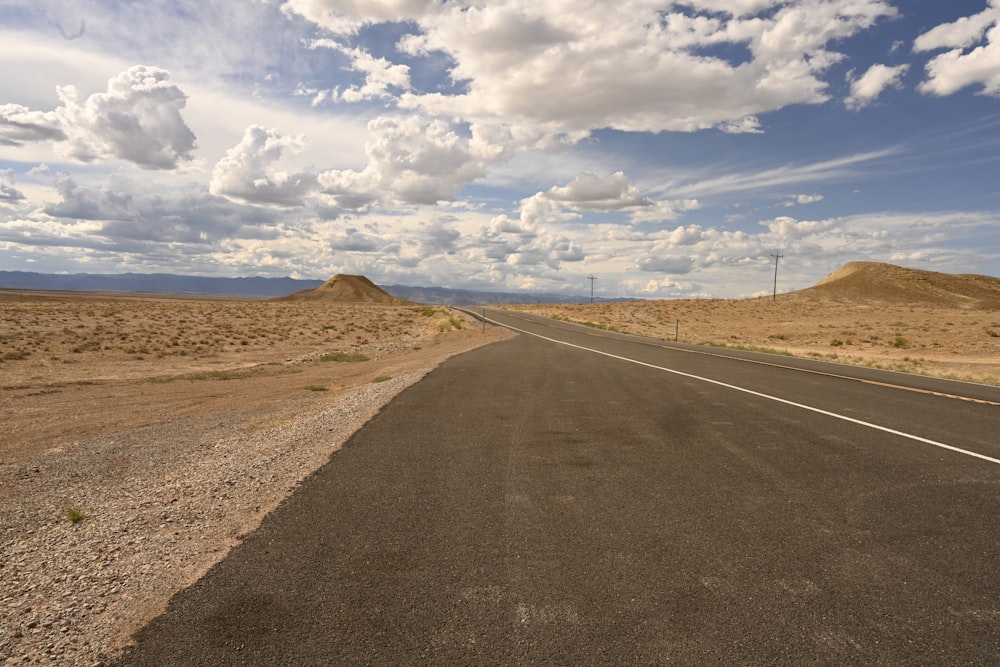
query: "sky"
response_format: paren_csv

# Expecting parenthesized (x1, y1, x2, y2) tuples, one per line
(1, 1, 999, 299)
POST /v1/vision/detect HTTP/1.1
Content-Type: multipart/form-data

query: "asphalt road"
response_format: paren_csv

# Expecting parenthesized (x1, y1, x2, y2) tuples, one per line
(116, 309, 1000, 665)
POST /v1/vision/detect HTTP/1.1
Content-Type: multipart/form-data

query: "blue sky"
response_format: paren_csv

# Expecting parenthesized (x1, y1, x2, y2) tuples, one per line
(1, 0, 998, 298)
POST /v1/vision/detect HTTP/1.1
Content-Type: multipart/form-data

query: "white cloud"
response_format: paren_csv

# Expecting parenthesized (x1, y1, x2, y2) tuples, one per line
(915, 2, 1000, 96)
(308, 40, 411, 102)
(845, 64, 909, 110)
(914, 2, 1000, 52)
(210, 126, 319, 207)
(629, 199, 702, 224)
(53, 66, 197, 169)
(0, 169, 26, 202)
(0, 66, 198, 170)
(784, 193, 824, 206)
(328, 227, 383, 252)
(545, 172, 651, 211)
(318, 115, 496, 207)
(635, 254, 696, 274)
(40, 173, 285, 244)
(760, 215, 840, 240)
(0, 104, 66, 146)
(281, 0, 441, 35)
(289, 0, 897, 139)
(720, 116, 764, 134)
(515, 171, 702, 228)
(0, 29, 370, 173)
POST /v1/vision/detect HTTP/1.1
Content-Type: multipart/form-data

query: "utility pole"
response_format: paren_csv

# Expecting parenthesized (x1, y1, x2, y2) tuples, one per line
(770, 252, 784, 301)
(587, 275, 597, 304)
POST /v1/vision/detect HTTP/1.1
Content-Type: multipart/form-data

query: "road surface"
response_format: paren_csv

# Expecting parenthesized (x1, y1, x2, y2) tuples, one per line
(116, 308, 1000, 665)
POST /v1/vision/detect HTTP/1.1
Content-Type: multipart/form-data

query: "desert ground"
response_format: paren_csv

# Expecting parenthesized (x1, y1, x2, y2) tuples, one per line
(0, 291, 510, 665)
(508, 262, 1000, 386)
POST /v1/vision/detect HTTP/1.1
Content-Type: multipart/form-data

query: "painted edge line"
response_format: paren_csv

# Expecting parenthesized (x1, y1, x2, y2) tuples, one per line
(495, 309, 1000, 407)
(488, 315, 1000, 466)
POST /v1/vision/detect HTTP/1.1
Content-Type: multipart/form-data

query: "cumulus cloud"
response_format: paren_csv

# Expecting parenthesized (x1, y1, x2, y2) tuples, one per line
(915, 1, 1000, 96)
(760, 215, 840, 240)
(55, 66, 197, 169)
(514, 172, 698, 228)
(281, 0, 441, 35)
(0, 66, 196, 169)
(318, 115, 496, 208)
(397, 0, 894, 136)
(545, 172, 651, 210)
(328, 227, 382, 251)
(308, 40, 411, 102)
(41, 173, 284, 244)
(275, 0, 900, 218)
(719, 116, 764, 134)
(784, 193, 824, 206)
(0, 104, 66, 146)
(632, 215, 840, 280)
(210, 126, 319, 207)
(0, 169, 25, 202)
(477, 211, 584, 270)
(845, 64, 909, 109)
(629, 199, 702, 224)
(635, 254, 696, 274)
(284, 0, 898, 140)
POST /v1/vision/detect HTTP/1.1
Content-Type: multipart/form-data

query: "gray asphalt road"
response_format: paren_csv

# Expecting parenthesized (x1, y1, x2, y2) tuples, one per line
(116, 309, 1000, 665)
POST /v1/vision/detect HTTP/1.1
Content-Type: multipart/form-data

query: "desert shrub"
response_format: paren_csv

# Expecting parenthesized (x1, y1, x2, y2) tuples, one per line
(320, 352, 369, 362)
(373, 375, 392, 383)
(304, 385, 328, 391)
(889, 336, 910, 348)
(65, 507, 87, 524)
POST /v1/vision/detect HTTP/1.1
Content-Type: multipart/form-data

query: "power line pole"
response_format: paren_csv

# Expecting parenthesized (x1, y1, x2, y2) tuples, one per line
(587, 275, 597, 304)
(770, 252, 784, 301)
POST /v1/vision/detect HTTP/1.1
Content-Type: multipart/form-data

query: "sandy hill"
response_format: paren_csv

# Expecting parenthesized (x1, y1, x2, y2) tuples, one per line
(799, 261, 1000, 309)
(277, 274, 413, 304)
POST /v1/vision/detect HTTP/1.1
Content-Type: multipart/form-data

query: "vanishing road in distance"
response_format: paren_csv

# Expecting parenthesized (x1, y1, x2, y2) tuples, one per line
(118, 308, 1000, 665)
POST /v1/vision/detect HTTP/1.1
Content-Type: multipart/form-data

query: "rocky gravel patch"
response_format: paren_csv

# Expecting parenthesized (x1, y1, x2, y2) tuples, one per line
(1, 373, 428, 666)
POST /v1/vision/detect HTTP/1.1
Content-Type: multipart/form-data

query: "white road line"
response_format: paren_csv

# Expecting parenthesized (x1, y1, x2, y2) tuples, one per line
(490, 316, 1000, 466)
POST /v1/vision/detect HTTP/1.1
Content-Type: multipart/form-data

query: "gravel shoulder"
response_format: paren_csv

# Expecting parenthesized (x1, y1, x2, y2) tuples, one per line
(1, 301, 512, 666)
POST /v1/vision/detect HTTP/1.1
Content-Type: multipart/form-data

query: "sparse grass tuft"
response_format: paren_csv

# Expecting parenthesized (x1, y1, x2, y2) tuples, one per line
(65, 506, 87, 524)
(320, 352, 369, 363)
(699, 341, 796, 356)
(147, 365, 299, 383)
(373, 375, 392, 383)
(304, 384, 328, 391)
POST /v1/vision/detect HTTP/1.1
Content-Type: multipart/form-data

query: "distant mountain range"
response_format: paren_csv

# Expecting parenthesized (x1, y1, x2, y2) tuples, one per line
(0, 271, 631, 305)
